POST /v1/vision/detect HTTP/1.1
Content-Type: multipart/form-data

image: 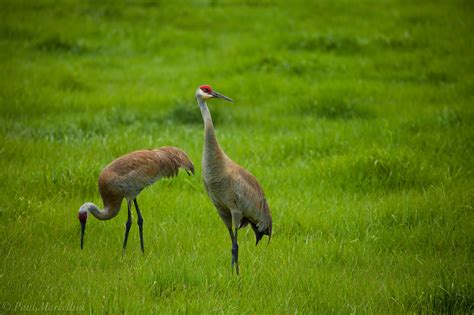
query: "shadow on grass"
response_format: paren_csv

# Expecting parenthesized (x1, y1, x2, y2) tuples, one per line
(35, 36, 92, 54)
(3, 106, 162, 142)
(286, 34, 424, 54)
(247, 55, 328, 76)
(165, 101, 227, 126)
(58, 74, 91, 92)
(408, 281, 474, 313)
(4, 102, 220, 142)
(321, 150, 434, 192)
(287, 34, 369, 54)
(0, 25, 34, 40)
(352, 153, 433, 190)
(299, 96, 373, 120)
(404, 108, 470, 134)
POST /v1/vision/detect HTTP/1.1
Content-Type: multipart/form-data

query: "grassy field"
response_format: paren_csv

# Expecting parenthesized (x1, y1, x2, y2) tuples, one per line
(1, 0, 473, 313)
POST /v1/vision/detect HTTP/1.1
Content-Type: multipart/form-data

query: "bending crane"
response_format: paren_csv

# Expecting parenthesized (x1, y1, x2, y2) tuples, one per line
(77, 146, 194, 254)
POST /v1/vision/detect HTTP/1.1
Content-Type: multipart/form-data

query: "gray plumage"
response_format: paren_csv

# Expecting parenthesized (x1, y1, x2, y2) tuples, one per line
(196, 85, 272, 275)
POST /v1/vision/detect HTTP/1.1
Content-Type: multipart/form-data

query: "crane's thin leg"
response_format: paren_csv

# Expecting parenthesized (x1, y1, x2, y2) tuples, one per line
(232, 228, 239, 275)
(134, 198, 144, 254)
(227, 226, 235, 243)
(227, 226, 236, 272)
(220, 209, 239, 275)
(229, 211, 242, 275)
(122, 200, 132, 255)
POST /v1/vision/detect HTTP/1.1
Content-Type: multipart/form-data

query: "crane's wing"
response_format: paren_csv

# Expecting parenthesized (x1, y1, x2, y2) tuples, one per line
(99, 147, 194, 197)
(231, 164, 272, 235)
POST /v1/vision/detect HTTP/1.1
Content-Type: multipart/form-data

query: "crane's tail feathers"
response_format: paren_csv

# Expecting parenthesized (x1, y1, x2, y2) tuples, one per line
(157, 147, 195, 177)
(185, 168, 195, 176)
(186, 164, 195, 175)
(251, 222, 265, 246)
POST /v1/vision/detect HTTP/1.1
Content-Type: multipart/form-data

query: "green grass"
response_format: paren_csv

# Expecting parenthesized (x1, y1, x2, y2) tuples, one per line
(1, 0, 473, 313)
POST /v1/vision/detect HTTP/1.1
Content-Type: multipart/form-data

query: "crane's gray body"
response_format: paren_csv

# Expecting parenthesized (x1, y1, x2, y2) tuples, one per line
(196, 88, 272, 249)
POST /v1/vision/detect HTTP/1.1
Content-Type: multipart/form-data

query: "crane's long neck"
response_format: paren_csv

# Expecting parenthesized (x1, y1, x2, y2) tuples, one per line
(87, 202, 120, 220)
(198, 97, 226, 169)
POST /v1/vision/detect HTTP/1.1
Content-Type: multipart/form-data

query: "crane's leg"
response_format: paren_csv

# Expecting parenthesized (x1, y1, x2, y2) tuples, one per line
(231, 228, 239, 275)
(226, 226, 235, 269)
(231, 211, 242, 275)
(217, 208, 240, 275)
(133, 198, 144, 254)
(122, 200, 133, 255)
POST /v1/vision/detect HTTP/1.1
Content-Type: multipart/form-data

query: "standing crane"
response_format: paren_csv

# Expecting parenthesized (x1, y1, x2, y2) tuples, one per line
(77, 146, 194, 254)
(195, 85, 272, 275)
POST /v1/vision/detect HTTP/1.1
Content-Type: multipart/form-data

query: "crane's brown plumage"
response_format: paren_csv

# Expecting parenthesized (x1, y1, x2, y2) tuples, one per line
(78, 146, 194, 253)
(99, 147, 194, 204)
(196, 85, 272, 275)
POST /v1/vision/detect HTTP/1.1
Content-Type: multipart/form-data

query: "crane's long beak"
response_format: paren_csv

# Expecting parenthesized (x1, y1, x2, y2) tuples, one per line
(80, 222, 86, 249)
(211, 91, 233, 102)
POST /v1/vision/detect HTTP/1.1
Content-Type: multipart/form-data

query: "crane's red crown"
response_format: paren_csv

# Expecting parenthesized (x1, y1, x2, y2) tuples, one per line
(200, 85, 212, 93)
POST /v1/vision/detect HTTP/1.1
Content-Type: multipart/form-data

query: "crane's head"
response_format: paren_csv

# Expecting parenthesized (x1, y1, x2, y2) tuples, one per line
(195, 85, 233, 102)
(77, 203, 91, 250)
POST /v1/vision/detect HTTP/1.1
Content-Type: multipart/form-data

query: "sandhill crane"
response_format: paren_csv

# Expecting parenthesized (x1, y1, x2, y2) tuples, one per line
(77, 146, 194, 254)
(195, 85, 272, 275)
